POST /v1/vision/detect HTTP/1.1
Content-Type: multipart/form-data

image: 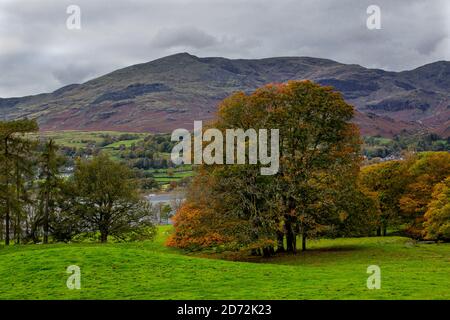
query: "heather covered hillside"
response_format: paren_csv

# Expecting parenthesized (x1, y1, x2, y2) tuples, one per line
(1, 53, 449, 137)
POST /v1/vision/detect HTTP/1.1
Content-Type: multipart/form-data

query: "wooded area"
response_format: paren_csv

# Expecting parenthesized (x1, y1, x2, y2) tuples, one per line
(0, 119, 156, 244)
(168, 81, 450, 255)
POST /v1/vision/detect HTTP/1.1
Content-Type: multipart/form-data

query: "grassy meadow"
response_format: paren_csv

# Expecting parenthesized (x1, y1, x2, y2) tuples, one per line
(37, 130, 194, 185)
(38, 130, 147, 149)
(1, 226, 449, 300)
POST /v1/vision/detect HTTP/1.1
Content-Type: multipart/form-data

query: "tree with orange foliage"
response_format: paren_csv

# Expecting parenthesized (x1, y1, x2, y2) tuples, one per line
(167, 166, 256, 251)
(423, 176, 450, 240)
(168, 81, 362, 255)
(359, 160, 409, 236)
(399, 152, 450, 237)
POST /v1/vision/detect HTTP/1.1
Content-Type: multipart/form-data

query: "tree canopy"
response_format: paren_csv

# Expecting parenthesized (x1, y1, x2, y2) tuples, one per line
(168, 81, 363, 254)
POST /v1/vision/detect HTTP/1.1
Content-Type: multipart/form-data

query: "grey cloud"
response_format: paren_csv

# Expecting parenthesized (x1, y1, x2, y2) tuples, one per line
(51, 63, 97, 85)
(0, 0, 449, 97)
(152, 27, 219, 49)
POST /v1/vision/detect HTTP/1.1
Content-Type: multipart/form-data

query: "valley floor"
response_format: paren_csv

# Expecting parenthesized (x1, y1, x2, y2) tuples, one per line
(0, 226, 449, 300)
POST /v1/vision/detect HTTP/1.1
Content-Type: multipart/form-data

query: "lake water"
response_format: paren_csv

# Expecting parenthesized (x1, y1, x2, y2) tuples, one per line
(146, 192, 185, 224)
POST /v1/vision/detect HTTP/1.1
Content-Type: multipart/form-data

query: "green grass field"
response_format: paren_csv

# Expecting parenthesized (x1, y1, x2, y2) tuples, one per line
(36, 131, 193, 186)
(1, 226, 449, 300)
(152, 171, 194, 183)
(102, 138, 143, 149)
(38, 131, 146, 149)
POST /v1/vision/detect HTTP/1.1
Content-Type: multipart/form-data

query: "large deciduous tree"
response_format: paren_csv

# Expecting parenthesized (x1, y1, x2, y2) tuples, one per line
(360, 152, 450, 239)
(399, 152, 450, 237)
(169, 81, 362, 254)
(423, 176, 450, 240)
(269, 81, 361, 252)
(359, 160, 409, 236)
(68, 153, 156, 242)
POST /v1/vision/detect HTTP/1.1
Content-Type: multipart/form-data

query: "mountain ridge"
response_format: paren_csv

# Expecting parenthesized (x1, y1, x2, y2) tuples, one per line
(1, 53, 449, 137)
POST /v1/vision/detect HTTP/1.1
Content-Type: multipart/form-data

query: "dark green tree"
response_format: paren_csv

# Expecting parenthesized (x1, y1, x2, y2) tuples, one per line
(0, 119, 38, 245)
(38, 139, 65, 243)
(69, 153, 156, 242)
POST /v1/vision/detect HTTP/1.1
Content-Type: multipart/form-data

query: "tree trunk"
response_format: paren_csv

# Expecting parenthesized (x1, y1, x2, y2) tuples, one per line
(262, 247, 274, 257)
(376, 226, 381, 236)
(100, 230, 108, 243)
(276, 231, 285, 253)
(383, 225, 387, 236)
(286, 220, 297, 254)
(5, 205, 10, 246)
(4, 138, 10, 246)
(292, 234, 297, 254)
(43, 191, 49, 244)
(15, 165, 21, 245)
(302, 233, 307, 251)
(15, 215, 20, 244)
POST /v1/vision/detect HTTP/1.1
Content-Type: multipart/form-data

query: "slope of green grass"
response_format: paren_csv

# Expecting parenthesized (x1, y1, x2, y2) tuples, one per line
(37, 131, 146, 149)
(153, 171, 193, 183)
(0, 227, 449, 300)
(102, 139, 143, 149)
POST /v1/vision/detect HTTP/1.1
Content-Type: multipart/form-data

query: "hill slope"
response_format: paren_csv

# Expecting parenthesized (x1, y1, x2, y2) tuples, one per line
(1, 53, 449, 137)
(1, 226, 450, 299)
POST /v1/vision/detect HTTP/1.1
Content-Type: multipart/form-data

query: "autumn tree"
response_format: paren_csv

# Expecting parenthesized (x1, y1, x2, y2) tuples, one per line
(169, 81, 362, 254)
(167, 166, 255, 251)
(270, 81, 361, 251)
(423, 176, 450, 240)
(359, 160, 409, 236)
(399, 152, 450, 237)
(358, 152, 450, 239)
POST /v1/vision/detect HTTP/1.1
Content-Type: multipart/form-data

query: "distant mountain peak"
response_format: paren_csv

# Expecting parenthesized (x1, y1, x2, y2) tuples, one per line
(2, 53, 449, 137)
(155, 52, 199, 62)
(409, 60, 450, 72)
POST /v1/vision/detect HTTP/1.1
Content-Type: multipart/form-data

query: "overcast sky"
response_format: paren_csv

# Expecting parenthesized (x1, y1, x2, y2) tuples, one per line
(0, 0, 449, 97)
